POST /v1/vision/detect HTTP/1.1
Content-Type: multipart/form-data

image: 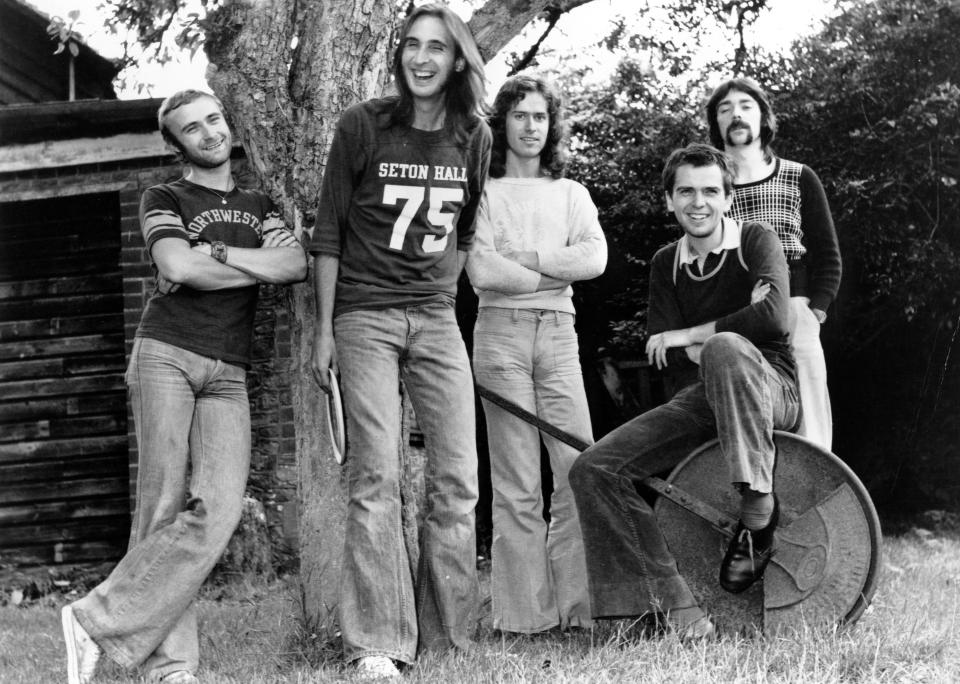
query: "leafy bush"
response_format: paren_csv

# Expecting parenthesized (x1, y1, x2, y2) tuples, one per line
(564, 0, 960, 516)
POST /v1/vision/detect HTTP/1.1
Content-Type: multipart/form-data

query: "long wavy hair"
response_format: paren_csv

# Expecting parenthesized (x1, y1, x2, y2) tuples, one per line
(488, 73, 568, 179)
(388, 3, 488, 141)
(706, 77, 778, 163)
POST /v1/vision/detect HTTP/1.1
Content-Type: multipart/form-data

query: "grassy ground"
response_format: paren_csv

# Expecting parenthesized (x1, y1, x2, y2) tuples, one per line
(1, 532, 958, 683)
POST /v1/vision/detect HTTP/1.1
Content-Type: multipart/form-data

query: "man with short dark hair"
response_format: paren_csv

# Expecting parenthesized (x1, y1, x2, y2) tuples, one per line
(706, 77, 841, 450)
(570, 143, 800, 639)
(61, 89, 307, 684)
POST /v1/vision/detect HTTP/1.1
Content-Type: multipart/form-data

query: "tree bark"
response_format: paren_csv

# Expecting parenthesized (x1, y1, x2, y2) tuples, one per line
(201, 0, 593, 633)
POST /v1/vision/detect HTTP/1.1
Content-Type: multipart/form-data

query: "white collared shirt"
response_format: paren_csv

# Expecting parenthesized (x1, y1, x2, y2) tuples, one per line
(677, 217, 742, 267)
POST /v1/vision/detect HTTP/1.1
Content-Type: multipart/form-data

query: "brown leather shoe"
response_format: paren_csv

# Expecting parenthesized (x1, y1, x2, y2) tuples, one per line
(719, 495, 779, 593)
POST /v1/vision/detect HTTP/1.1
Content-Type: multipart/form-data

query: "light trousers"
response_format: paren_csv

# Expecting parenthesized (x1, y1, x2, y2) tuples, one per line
(790, 297, 833, 450)
(473, 307, 593, 633)
(74, 337, 250, 683)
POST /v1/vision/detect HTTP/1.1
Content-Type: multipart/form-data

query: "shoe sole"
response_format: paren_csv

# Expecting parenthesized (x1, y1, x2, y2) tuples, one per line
(61, 605, 81, 684)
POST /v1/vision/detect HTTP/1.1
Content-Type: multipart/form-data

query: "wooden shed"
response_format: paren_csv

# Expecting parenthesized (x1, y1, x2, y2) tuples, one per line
(1, 102, 302, 578)
(0, 1, 304, 580)
(0, 109, 302, 581)
(0, 99, 170, 569)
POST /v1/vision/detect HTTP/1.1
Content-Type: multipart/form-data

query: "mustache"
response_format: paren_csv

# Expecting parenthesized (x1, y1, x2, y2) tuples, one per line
(727, 120, 751, 131)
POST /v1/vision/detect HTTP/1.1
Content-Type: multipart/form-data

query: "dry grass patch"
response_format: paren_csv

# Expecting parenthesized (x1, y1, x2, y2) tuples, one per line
(1, 532, 958, 682)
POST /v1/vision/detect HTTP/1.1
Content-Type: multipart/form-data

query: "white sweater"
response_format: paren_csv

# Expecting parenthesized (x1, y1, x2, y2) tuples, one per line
(466, 176, 607, 313)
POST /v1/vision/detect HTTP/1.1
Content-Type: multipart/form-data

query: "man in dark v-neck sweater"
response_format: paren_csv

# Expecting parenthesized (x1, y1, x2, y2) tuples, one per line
(570, 144, 800, 640)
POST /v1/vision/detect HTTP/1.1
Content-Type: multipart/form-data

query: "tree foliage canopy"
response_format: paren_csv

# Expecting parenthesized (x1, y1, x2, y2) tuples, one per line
(564, 0, 960, 513)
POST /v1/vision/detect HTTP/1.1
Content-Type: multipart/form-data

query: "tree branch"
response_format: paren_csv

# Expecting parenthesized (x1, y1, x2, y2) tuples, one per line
(469, 0, 596, 62)
(507, 7, 562, 75)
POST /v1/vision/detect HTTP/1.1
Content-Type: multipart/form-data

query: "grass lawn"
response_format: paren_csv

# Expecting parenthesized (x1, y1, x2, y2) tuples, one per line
(1, 532, 958, 683)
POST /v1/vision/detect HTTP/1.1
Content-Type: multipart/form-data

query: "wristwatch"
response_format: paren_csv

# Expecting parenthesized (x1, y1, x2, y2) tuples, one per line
(211, 240, 228, 264)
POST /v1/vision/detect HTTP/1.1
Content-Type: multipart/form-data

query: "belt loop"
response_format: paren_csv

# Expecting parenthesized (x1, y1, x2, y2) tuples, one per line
(554, 310, 560, 325)
(512, 308, 519, 322)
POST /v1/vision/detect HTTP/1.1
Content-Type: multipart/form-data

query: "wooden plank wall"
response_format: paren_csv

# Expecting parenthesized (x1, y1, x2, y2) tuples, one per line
(0, 192, 130, 567)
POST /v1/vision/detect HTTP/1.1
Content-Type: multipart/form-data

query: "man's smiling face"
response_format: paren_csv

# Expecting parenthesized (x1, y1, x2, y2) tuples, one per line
(665, 163, 733, 240)
(164, 95, 232, 169)
(401, 15, 456, 105)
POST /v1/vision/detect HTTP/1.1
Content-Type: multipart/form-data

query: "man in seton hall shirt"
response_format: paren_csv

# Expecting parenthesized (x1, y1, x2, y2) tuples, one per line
(308, 4, 491, 679)
(61, 89, 307, 684)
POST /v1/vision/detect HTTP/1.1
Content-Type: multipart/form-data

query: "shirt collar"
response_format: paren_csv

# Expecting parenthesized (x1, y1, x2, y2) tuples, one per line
(677, 217, 742, 266)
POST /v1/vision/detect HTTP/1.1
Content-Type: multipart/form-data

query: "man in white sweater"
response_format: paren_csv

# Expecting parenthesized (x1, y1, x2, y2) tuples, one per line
(466, 74, 607, 634)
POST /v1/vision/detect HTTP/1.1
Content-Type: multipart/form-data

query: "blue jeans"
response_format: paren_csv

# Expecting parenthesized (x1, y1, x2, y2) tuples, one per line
(334, 302, 479, 664)
(73, 337, 251, 682)
(570, 332, 798, 621)
(473, 308, 593, 632)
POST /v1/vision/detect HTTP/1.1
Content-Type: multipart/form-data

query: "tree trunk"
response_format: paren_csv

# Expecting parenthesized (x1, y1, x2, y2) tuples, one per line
(202, 0, 589, 634)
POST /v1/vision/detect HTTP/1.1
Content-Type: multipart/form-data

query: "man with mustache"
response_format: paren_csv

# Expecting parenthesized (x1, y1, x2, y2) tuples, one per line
(706, 77, 841, 451)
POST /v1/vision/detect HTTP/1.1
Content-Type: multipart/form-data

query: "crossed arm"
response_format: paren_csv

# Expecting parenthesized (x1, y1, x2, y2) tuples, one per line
(470, 248, 573, 292)
(645, 225, 789, 370)
(152, 230, 307, 291)
(465, 199, 607, 294)
(646, 280, 770, 368)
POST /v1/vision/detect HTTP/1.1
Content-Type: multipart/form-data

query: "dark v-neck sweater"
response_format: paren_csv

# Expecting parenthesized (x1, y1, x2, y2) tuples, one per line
(647, 220, 796, 383)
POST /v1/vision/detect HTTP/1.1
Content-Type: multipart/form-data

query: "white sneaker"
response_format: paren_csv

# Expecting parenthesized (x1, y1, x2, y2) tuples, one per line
(62, 604, 102, 684)
(355, 655, 400, 680)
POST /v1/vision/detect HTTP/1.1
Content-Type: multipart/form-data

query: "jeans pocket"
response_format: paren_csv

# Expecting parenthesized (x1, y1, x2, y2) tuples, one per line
(125, 337, 143, 386)
(473, 331, 518, 377)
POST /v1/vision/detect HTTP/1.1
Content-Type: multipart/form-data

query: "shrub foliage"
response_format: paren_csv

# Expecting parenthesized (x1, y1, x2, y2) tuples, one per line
(566, 0, 960, 516)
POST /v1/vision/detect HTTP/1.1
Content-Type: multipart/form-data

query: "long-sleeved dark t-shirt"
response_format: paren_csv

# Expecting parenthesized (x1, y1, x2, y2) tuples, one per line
(648, 219, 796, 384)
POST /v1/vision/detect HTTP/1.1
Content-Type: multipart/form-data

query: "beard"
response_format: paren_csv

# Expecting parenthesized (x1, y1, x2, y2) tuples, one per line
(177, 134, 232, 170)
(183, 146, 231, 169)
(724, 122, 755, 147)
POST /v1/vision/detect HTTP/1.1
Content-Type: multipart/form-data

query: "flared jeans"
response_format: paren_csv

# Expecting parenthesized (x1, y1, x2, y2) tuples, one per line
(73, 337, 250, 682)
(334, 302, 479, 664)
(570, 332, 799, 620)
(473, 307, 593, 633)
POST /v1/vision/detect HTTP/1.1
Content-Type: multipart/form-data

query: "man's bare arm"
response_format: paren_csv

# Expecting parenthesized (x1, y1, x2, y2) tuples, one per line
(310, 253, 339, 391)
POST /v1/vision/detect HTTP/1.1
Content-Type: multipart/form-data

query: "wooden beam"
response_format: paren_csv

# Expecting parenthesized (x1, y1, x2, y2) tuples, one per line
(0, 394, 127, 423)
(0, 132, 169, 172)
(0, 497, 128, 526)
(0, 475, 128, 503)
(0, 274, 122, 300)
(0, 353, 125, 381)
(0, 374, 125, 401)
(0, 435, 128, 464)
(0, 313, 123, 340)
(0, 518, 130, 546)
(0, 415, 127, 443)
(0, 334, 125, 361)
(0, 540, 124, 566)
